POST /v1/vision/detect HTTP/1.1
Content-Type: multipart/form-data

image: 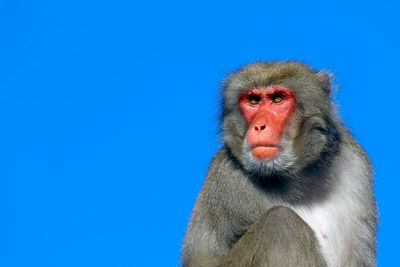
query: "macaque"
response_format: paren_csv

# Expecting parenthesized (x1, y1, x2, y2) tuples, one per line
(181, 61, 377, 267)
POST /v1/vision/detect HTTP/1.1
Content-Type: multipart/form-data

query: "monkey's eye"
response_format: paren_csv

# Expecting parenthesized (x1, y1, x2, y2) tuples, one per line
(271, 94, 284, 103)
(248, 95, 261, 105)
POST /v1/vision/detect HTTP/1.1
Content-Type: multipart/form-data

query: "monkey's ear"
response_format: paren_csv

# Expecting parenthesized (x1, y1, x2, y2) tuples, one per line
(316, 70, 332, 95)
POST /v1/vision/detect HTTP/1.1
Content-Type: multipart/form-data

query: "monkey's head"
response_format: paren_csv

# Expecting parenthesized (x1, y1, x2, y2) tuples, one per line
(222, 61, 339, 177)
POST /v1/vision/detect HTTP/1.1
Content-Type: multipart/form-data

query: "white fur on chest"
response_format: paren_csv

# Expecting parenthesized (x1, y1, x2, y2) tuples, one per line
(294, 199, 352, 267)
(289, 146, 366, 267)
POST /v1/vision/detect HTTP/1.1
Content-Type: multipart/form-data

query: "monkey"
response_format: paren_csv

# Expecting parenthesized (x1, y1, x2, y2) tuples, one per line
(181, 61, 377, 267)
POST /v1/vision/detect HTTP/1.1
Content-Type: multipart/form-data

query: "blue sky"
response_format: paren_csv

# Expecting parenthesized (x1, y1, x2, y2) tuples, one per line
(1, 0, 399, 266)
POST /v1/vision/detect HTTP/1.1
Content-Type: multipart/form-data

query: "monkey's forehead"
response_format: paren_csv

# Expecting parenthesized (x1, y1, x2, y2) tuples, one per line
(226, 61, 319, 89)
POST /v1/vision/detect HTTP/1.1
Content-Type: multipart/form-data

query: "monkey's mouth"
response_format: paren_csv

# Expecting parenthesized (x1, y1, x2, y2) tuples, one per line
(251, 145, 281, 159)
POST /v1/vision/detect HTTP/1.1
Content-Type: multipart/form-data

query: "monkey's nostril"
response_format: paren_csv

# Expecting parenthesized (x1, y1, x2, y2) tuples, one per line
(255, 125, 266, 132)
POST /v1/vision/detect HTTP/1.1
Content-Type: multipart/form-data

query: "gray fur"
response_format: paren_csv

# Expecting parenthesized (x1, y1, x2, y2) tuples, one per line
(181, 61, 377, 267)
(219, 206, 328, 267)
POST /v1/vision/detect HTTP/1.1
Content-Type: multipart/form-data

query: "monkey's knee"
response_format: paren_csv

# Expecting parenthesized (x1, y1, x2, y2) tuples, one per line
(251, 206, 319, 250)
(263, 206, 300, 224)
(220, 206, 327, 267)
(261, 206, 311, 232)
(260, 206, 327, 266)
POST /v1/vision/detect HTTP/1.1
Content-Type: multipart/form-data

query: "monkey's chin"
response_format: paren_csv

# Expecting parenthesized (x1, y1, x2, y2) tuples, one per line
(251, 147, 280, 159)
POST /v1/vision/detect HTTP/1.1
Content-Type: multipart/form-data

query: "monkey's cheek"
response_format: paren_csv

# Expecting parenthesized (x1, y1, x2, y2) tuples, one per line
(251, 147, 280, 159)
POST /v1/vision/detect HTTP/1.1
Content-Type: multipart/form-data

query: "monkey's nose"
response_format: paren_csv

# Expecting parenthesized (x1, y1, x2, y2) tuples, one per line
(254, 125, 266, 132)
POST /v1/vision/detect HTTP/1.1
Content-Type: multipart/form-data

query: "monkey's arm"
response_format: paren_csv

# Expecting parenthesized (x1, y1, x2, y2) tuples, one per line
(181, 201, 231, 267)
(181, 149, 240, 267)
(219, 206, 327, 267)
(343, 137, 377, 267)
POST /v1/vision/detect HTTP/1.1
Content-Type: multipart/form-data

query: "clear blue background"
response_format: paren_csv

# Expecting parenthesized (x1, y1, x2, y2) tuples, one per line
(1, 0, 399, 266)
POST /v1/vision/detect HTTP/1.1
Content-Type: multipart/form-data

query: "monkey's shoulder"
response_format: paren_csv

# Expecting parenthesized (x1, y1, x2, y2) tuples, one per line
(203, 146, 244, 184)
(338, 126, 373, 177)
(197, 146, 268, 218)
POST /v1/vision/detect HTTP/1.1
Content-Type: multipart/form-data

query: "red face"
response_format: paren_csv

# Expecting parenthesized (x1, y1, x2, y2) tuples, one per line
(239, 85, 296, 159)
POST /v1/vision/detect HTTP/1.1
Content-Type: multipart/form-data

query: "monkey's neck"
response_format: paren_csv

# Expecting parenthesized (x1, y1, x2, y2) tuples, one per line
(248, 168, 335, 205)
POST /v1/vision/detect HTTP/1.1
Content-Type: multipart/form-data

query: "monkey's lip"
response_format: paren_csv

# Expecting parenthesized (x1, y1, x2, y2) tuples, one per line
(251, 145, 280, 159)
